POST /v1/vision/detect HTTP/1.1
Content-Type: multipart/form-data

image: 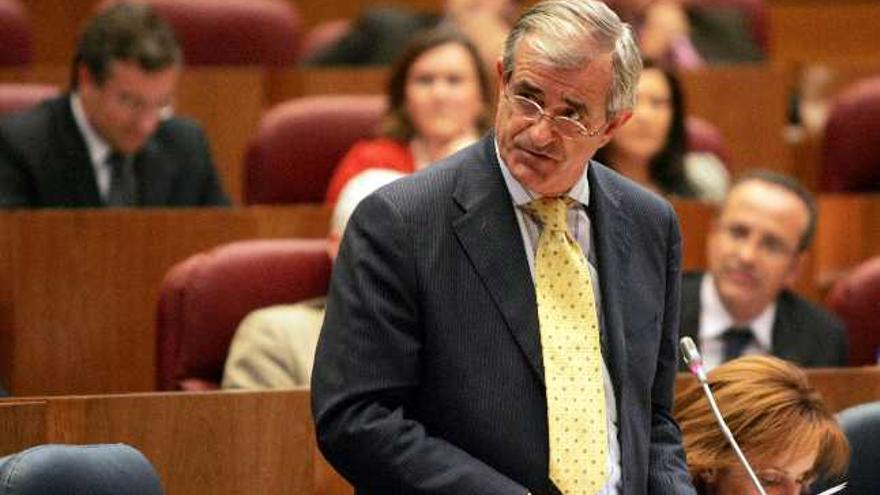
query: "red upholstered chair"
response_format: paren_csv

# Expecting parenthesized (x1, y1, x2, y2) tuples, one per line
(824, 256, 880, 366)
(686, 115, 731, 167)
(820, 76, 880, 192)
(244, 95, 386, 204)
(297, 19, 352, 63)
(156, 239, 332, 391)
(0, 83, 60, 114)
(0, 0, 32, 66)
(99, 0, 302, 66)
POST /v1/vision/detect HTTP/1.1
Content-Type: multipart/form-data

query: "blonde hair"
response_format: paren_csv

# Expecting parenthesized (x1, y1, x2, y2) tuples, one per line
(675, 356, 849, 489)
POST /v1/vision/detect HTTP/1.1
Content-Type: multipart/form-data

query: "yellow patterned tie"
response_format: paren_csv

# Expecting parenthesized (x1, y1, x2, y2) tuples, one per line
(527, 197, 607, 495)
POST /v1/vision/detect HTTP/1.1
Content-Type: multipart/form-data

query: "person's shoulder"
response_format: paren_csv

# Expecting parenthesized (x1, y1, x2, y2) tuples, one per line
(592, 161, 675, 217)
(153, 115, 205, 141)
(0, 95, 64, 144)
(778, 290, 846, 334)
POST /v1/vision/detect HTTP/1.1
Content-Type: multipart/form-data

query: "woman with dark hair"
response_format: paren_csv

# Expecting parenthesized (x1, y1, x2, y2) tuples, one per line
(675, 355, 849, 494)
(595, 59, 728, 202)
(325, 26, 491, 205)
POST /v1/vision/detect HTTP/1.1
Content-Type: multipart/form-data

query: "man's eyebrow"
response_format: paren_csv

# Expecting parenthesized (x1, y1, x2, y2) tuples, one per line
(562, 96, 588, 116)
(512, 79, 542, 96)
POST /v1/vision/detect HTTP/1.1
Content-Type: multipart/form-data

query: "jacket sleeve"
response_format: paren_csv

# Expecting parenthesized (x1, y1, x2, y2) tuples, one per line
(647, 205, 698, 494)
(310, 192, 528, 495)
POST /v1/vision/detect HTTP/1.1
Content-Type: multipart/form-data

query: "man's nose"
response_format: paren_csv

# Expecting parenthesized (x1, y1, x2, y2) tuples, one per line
(528, 115, 558, 147)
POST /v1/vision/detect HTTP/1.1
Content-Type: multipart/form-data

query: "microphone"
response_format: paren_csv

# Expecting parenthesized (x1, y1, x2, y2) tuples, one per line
(679, 337, 768, 495)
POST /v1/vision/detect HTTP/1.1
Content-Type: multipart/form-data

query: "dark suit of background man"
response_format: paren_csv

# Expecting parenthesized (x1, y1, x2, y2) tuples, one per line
(680, 171, 847, 371)
(311, 1, 696, 493)
(0, 3, 229, 208)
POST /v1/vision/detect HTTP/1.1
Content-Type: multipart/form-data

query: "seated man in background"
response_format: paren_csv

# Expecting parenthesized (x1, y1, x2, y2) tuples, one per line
(0, 3, 229, 208)
(303, 0, 519, 70)
(680, 171, 847, 371)
(222, 169, 405, 389)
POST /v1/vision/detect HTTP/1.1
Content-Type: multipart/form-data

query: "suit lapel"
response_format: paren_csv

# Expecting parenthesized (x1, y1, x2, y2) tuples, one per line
(51, 96, 103, 206)
(135, 137, 174, 205)
(770, 295, 799, 362)
(588, 164, 631, 401)
(452, 135, 544, 383)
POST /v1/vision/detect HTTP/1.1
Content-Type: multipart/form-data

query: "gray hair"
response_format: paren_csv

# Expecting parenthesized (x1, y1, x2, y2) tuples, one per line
(501, 0, 642, 120)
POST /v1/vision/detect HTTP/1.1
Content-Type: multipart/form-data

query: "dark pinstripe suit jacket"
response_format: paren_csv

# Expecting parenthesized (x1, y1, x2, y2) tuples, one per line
(311, 134, 696, 495)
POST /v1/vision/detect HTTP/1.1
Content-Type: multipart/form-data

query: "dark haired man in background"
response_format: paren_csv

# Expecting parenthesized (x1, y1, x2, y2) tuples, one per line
(0, 3, 229, 208)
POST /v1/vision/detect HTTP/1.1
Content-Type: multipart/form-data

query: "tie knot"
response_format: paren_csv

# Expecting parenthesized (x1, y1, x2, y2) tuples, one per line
(526, 197, 570, 231)
(721, 326, 754, 361)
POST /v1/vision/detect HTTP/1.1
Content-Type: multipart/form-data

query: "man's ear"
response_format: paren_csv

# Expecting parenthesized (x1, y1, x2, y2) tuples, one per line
(595, 110, 632, 148)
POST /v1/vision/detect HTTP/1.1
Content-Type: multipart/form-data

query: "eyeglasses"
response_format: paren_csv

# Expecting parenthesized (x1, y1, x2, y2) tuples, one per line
(110, 89, 174, 120)
(719, 222, 799, 259)
(503, 86, 603, 139)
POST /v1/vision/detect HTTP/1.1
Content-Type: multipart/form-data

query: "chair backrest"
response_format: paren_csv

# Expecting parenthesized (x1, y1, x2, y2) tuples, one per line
(821, 76, 880, 192)
(156, 239, 332, 390)
(0, 83, 60, 114)
(98, 0, 302, 66)
(298, 19, 352, 62)
(244, 95, 386, 204)
(0, 444, 163, 495)
(824, 256, 880, 366)
(685, 115, 731, 167)
(0, 0, 31, 67)
(836, 402, 880, 495)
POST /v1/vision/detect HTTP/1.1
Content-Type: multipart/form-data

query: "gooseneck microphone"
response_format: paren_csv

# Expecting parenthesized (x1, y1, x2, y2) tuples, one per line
(679, 337, 768, 495)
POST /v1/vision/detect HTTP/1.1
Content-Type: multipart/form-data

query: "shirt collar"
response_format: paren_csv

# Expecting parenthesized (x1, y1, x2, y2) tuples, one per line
(700, 274, 776, 350)
(493, 137, 591, 209)
(70, 92, 112, 167)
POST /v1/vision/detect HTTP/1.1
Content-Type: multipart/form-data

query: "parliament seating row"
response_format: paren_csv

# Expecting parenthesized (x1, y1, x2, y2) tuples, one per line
(4, 62, 879, 204)
(10, 0, 880, 67)
(0, 197, 876, 396)
(2, 369, 878, 495)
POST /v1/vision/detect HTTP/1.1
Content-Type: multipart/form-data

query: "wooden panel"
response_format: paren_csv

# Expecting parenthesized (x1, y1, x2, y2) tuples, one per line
(177, 68, 265, 202)
(266, 68, 388, 104)
(680, 66, 789, 177)
(0, 207, 329, 396)
(768, 0, 880, 63)
(0, 391, 316, 495)
(676, 366, 880, 413)
(674, 200, 715, 273)
(0, 400, 48, 456)
(813, 194, 880, 291)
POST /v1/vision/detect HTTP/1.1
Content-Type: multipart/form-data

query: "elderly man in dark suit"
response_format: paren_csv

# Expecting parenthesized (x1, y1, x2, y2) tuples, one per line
(679, 171, 847, 371)
(0, 3, 229, 208)
(311, 1, 696, 494)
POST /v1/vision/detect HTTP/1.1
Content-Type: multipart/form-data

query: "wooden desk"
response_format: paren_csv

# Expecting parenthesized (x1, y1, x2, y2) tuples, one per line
(0, 390, 319, 495)
(2, 367, 877, 495)
(812, 194, 880, 292)
(680, 65, 790, 177)
(0, 66, 264, 204)
(768, 0, 880, 63)
(266, 68, 388, 103)
(676, 366, 880, 415)
(0, 207, 329, 396)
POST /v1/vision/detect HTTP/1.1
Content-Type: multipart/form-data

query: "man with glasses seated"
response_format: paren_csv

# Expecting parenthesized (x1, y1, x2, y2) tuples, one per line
(0, 3, 229, 208)
(679, 171, 847, 371)
(311, 1, 696, 493)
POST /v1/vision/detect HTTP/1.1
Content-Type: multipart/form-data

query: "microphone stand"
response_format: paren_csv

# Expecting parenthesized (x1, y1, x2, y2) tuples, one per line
(680, 337, 768, 495)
